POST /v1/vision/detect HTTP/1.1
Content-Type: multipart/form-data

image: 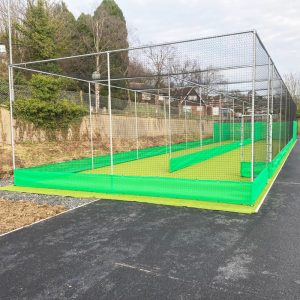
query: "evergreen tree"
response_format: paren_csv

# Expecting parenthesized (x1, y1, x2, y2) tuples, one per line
(96, 0, 126, 20)
(75, 0, 130, 108)
(52, 1, 78, 57)
(16, 0, 56, 62)
(94, 0, 129, 77)
(76, 0, 129, 77)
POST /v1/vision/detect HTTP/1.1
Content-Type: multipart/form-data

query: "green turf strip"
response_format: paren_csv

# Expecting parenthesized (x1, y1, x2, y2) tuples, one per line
(170, 139, 252, 172)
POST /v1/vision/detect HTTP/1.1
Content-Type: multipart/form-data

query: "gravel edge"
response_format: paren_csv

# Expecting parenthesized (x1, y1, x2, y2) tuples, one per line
(0, 179, 98, 209)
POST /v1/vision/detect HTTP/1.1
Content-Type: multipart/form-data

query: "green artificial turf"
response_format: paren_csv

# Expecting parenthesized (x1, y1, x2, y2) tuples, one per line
(82, 140, 274, 182)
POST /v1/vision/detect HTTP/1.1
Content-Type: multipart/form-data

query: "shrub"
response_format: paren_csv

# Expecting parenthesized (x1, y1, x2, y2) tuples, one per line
(0, 78, 8, 95)
(29, 74, 62, 102)
(12, 74, 88, 132)
(13, 98, 87, 130)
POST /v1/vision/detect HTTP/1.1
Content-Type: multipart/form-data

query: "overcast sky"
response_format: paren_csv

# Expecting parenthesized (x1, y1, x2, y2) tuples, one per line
(63, 0, 300, 74)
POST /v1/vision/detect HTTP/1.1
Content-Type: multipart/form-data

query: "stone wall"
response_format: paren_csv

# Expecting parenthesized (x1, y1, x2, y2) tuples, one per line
(0, 108, 213, 144)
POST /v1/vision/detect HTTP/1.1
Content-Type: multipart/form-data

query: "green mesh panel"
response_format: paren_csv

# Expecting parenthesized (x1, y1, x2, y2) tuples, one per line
(240, 161, 267, 178)
(14, 169, 254, 205)
(251, 167, 269, 202)
(214, 121, 269, 143)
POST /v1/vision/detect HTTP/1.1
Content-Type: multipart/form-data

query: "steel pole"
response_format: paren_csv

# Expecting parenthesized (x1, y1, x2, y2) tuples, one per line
(163, 96, 168, 153)
(8, 0, 16, 170)
(251, 31, 257, 181)
(232, 98, 235, 141)
(134, 91, 139, 159)
(241, 115, 244, 163)
(279, 82, 282, 152)
(266, 57, 271, 163)
(8, 66, 16, 170)
(168, 75, 172, 156)
(107, 52, 113, 174)
(8, 0, 13, 64)
(184, 99, 187, 148)
(88, 83, 94, 169)
(285, 89, 288, 145)
(269, 63, 274, 162)
(219, 95, 222, 145)
(199, 87, 203, 148)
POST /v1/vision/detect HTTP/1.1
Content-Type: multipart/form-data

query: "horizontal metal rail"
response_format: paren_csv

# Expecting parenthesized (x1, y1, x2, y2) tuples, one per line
(11, 30, 255, 67)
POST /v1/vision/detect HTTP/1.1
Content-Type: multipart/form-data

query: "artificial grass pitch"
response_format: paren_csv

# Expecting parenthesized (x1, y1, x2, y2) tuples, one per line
(82, 141, 245, 181)
(81, 140, 270, 182)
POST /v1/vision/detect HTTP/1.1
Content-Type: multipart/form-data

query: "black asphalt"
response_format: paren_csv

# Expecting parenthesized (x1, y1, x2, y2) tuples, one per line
(0, 142, 300, 300)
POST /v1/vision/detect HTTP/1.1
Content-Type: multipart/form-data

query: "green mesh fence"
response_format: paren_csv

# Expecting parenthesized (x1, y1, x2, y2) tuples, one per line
(14, 169, 255, 204)
(213, 121, 268, 142)
(240, 162, 266, 178)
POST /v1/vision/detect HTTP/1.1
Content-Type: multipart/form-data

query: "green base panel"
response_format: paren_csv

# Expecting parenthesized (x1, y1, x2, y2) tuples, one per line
(11, 121, 297, 209)
(240, 161, 267, 178)
(2, 137, 296, 214)
(0, 185, 267, 214)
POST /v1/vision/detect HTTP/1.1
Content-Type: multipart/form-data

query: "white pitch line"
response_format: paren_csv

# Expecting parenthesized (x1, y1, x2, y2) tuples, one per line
(275, 181, 300, 185)
(115, 263, 180, 280)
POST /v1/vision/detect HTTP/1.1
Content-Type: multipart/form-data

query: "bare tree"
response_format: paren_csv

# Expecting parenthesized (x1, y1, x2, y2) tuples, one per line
(78, 7, 128, 112)
(170, 59, 225, 116)
(284, 72, 300, 105)
(0, 0, 28, 64)
(144, 45, 174, 113)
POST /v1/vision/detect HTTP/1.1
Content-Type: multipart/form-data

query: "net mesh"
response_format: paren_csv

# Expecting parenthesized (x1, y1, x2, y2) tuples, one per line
(5, 31, 297, 205)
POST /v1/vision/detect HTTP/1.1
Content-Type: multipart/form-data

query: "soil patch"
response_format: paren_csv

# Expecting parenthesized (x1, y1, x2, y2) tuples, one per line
(0, 199, 65, 235)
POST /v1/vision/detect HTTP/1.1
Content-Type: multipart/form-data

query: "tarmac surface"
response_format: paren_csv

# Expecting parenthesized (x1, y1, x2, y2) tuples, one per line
(0, 142, 299, 299)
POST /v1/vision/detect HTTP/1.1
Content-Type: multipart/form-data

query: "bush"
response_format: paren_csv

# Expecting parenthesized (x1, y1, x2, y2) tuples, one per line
(0, 78, 8, 95)
(29, 74, 62, 102)
(13, 98, 87, 130)
(11, 74, 88, 131)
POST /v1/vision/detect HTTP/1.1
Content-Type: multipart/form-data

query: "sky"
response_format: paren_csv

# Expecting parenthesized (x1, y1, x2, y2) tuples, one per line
(64, 0, 300, 74)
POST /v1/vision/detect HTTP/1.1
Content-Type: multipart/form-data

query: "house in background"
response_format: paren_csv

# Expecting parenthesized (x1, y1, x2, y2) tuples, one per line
(173, 87, 207, 116)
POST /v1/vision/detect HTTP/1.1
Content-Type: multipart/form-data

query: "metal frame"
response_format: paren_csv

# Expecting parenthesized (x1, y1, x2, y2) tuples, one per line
(7, 29, 295, 186)
(8, 0, 16, 170)
(250, 31, 257, 181)
(88, 82, 94, 169)
(12, 30, 256, 67)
